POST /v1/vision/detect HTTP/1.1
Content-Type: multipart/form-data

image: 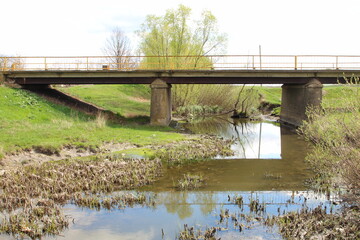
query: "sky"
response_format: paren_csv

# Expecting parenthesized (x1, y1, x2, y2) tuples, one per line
(1, 0, 360, 56)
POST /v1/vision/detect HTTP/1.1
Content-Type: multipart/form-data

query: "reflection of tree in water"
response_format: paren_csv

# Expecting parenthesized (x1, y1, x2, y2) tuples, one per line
(163, 192, 193, 219)
(185, 116, 262, 158)
(195, 192, 218, 215)
(161, 192, 219, 219)
(215, 117, 258, 158)
(184, 117, 231, 136)
(233, 119, 258, 158)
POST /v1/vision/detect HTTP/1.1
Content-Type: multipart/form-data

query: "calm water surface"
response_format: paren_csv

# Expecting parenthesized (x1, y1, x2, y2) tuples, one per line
(21, 117, 338, 240)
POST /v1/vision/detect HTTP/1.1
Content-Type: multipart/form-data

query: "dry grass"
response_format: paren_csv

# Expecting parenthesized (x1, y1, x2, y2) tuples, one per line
(0, 154, 162, 238)
(94, 112, 108, 128)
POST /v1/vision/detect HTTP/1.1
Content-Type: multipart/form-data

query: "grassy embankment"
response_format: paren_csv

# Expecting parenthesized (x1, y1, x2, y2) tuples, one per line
(58, 84, 151, 118)
(0, 84, 184, 159)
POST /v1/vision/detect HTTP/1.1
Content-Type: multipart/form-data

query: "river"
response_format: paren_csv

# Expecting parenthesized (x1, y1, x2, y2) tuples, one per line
(39, 117, 338, 240)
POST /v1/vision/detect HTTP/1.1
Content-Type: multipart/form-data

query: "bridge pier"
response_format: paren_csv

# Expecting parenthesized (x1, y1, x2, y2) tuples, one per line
(150, 79, 172, 126)
(280, 78, 323, 126)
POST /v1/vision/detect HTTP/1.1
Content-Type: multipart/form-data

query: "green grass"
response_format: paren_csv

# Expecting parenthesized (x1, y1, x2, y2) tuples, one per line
(254, 85, 357, 109)
(255, 86, 282, 105)
(57, 84, 150, 117)
(0, 86, 184, 157)
(321, 85, 359, 109)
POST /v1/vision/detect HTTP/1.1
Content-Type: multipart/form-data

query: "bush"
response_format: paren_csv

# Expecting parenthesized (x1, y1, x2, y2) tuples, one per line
(299, 76, 360, 203)
(173, 84, 260, 118)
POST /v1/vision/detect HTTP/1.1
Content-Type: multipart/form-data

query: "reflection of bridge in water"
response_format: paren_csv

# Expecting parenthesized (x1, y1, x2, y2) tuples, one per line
(148, 118, 312, 191)
(3, 55, 360, 126)
(184, 117, 303, 160)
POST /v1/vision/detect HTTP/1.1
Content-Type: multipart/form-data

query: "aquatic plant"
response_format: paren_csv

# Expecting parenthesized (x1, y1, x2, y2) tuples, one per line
(0, 154, 162, 238)
(0, 202, 69, 239)
(177, 224, 218, 240)
(274, 206, 360, 239)
(228, 195, 244, 209)
(154, 136, 233, 166)
(249, 199, 265, 213)
(73, 192, 156, 211)
(263, 171, 282, 179)
(176, 173, 204, 190)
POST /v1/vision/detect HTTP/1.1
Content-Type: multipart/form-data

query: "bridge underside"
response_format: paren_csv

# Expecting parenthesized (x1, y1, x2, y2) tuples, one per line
(3, 69, 350, 85)
(4, 70, 349, 126)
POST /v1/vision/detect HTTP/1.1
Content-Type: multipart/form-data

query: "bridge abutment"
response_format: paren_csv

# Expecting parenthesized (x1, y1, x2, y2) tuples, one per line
(280, 78, 323, 126)
(150, 79, 172, 126)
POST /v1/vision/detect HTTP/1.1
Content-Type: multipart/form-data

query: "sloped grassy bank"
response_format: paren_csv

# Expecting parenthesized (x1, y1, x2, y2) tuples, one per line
(0, 85, 184, 161)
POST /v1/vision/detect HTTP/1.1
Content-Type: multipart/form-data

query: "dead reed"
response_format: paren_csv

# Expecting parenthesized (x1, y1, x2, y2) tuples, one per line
(0, 153, 162, 239)
(154, 136, 233, 166)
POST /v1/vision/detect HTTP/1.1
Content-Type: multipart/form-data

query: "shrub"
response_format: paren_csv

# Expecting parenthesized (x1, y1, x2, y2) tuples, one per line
(299, 76, 360, 203)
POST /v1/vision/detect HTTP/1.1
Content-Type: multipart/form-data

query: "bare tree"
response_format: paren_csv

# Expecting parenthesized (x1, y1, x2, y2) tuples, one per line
(0, 55, 24, 71)
(102, 27, 134, 70)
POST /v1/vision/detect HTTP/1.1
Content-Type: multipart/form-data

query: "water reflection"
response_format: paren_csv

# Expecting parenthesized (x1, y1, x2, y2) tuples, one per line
(34, 118, 324, 240)
(51, 191, 337, 240)
(184, 117, 289, 159)
(147, 117, 312, 191)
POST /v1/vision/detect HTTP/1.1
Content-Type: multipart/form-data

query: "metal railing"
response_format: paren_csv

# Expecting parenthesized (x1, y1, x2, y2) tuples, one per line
(2, 55, 360, 71)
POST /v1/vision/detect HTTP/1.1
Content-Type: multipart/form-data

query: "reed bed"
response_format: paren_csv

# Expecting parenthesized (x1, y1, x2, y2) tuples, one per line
(154, 136, 233, 166)
(0, 154, 162, 239)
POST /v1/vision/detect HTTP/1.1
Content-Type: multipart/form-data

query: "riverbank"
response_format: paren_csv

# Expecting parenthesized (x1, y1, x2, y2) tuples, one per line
(0, 85, 185, 162)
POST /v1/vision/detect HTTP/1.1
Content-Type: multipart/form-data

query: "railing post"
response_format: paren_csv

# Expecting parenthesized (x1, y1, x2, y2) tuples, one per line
(294, 56, 298, 70)
(86, 57, 89, 71)
(336, 56, 339, 70)
(2, 58, 7, 71)
(252, 55, 255, 69)
(44, 57, 48, 70)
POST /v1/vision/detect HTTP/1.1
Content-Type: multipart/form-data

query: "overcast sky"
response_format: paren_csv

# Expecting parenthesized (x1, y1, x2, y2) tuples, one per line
(1, 0, 360, 56)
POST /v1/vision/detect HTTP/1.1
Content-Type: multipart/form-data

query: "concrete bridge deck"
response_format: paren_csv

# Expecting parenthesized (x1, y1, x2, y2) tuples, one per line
(3, 69, 358, 85)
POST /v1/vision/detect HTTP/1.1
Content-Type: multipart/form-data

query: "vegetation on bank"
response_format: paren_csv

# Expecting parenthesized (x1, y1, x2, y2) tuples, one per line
(0, 85, 184, 159)
(299, 79, 360, 202)
(57, 84, 150, 117)
(278, 78, 360, 239)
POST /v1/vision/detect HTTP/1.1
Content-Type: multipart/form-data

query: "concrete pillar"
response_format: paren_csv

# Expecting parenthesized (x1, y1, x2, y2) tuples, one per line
(150, 79, 172, 126)
(280, 78, 323, 126)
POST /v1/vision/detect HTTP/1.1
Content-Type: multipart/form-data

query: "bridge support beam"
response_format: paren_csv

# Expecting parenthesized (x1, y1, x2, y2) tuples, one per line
(150, 79, 172, 126)
(280, 79, 323, 126)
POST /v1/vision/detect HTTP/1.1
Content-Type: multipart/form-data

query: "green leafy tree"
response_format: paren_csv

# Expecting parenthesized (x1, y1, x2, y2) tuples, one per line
(137, 5, 227, 108)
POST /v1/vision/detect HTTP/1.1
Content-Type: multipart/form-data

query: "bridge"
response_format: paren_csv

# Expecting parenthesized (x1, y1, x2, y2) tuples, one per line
(2, 55, 360, 126)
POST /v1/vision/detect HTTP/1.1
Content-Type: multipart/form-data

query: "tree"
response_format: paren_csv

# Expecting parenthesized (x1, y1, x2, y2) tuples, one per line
(137, 5, 227, 109)
(137, 4, 227, 70)
(0, 55, 24, 71)
(102, 27, 134, 70)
